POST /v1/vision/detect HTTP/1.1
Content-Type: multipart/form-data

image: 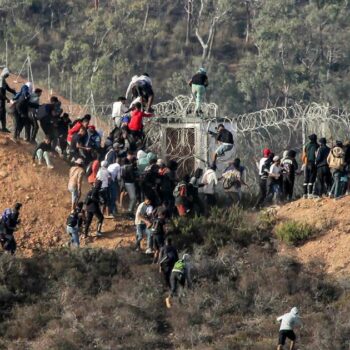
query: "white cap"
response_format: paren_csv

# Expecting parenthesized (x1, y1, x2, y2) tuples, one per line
(75, 158, 84, 165)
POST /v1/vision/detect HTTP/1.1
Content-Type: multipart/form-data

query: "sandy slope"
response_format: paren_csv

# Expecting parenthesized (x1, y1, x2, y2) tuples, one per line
(0, 134, 134, 256)
(276, 196, 350, 276)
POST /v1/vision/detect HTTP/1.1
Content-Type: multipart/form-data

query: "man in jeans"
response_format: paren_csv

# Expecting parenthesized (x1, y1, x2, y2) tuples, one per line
(66, 202, 84, 247)
(327, 141, 345, 198)
(107, 161, 121, 218)
(211, 124, 234, 166)
(122, 155, 138, 217)
(134, 197, 153, 252)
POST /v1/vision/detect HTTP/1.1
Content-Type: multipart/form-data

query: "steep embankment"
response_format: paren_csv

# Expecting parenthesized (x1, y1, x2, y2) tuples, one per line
(276, 197, 350, 276)
(0, 134, 133, 256)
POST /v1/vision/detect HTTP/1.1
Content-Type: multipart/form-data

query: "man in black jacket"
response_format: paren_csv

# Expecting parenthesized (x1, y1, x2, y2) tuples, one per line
(0, 68, 16, 133)
(158, 237, 179, 288)
(303, 134, 319, 198)
(13, 89, 39, 141)
(315, 137, 331, 196)
(0, 202, 22, 255)
(84, 181, 104, 238)
(212, 124, 234, 166)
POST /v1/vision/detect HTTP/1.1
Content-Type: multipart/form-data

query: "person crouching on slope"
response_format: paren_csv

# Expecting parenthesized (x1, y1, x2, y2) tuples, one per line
(276, 307, 301, 350)
(165, 254, 192, 309)
(32, 136, 54, 169)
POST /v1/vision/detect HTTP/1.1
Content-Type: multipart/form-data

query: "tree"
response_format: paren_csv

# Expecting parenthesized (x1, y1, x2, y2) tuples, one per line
(192, 0, 234, 64)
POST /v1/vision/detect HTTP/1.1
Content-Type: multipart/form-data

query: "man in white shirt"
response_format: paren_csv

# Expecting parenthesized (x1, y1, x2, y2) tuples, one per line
(202, 165, 218, 210)
(125, 73, 154, 112)
(277, 307, 301, 350)
(268, 156, 282, 203)
(96, 160, 110, 215)
(107, 162, 121, 218)
(112, 97, 128, 127)
(135, 197, 153, 252)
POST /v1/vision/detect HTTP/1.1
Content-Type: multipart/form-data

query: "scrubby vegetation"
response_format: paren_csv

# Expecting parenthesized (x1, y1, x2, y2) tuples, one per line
(275, 220, 314, 245)
(0, 209, 349, 349)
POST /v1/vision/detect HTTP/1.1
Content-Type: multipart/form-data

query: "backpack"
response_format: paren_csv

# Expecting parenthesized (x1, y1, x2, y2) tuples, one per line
(66, 213, 78, 228)
(173, 259, 186, 272)
(1, 209, 12, 227)
(328, 148, 345, 170)
(222, 169, 241, 190)
(159, 247, 177, 266)
(173, 182, 187, 198)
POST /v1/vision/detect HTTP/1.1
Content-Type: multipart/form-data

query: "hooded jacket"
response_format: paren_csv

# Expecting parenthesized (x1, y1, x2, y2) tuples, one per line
(304, 138, 319, 164)
(137, 150, 148, 173)
(0, 68, 15, 101)
(277, 307, 301, 331)
(316, 144, 331, 168)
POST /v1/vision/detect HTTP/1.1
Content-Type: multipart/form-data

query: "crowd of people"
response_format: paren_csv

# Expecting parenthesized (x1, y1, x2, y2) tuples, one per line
(0, 66, 335, 348)
(255, 134, 350, 208)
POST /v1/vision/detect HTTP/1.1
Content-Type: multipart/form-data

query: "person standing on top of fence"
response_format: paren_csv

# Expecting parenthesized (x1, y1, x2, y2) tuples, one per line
(188, 67, 208, 116)
(0, 67, 16, 133)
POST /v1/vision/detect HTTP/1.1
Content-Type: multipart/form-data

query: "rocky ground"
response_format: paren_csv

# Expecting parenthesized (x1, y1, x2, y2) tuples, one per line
(0, 133, 134, 256)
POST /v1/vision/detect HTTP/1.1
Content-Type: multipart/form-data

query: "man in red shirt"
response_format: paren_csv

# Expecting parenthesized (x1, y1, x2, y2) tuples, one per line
(128, 102, 153, 139)
(67, 114, 91, 144)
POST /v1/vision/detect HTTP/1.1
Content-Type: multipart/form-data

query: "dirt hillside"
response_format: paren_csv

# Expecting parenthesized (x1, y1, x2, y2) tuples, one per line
(0, 134, 133, 256)
(276, 196, 350, 276)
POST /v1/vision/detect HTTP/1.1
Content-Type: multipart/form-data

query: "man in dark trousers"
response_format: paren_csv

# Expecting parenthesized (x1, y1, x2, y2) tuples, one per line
(0, 68, 16, 133)
(0, 203, 22, 255)
(84, 180, 104, 238)
(315, 137, 331, 197)
(56, 112, 72, 157)
(13, 86, 40, 142)
(37, 96, 61, 140)
(302, 134, 319, 198)
(158, 237, 179, 288)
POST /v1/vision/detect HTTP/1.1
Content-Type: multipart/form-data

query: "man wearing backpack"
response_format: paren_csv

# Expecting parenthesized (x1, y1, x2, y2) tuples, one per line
(202, 165, 218, 211)
(255, 149, 274, 208)
(327, 141, 345, 198)
(174, 176, 190, 217)
(222, 158, 247, 205)
(165, 253, 192, 309)
(66, 202, 84, 247)
(68, 158, 85, 210)
(159, 237, 179, 288)
(0, 203, 22, 255)
(281, 150, 298, 202)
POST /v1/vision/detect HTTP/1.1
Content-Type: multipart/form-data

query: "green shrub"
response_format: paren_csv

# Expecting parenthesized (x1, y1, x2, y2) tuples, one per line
(275, 220, 314, 245)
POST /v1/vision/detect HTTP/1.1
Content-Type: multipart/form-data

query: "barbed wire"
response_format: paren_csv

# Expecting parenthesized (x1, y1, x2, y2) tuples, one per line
(62, 97, 350, 181)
